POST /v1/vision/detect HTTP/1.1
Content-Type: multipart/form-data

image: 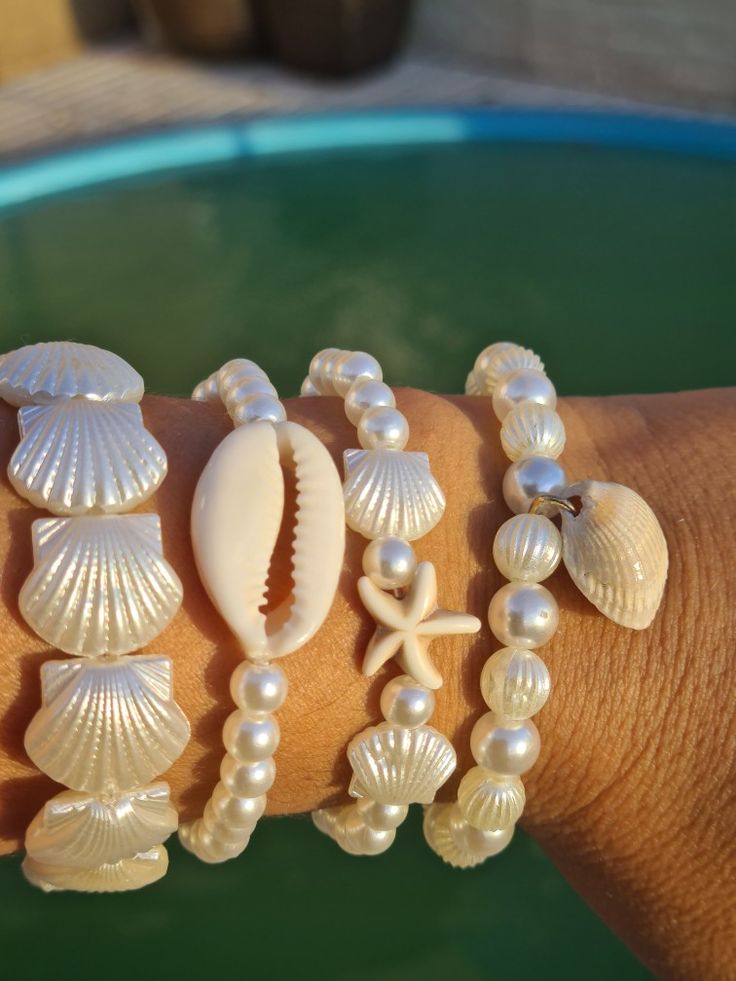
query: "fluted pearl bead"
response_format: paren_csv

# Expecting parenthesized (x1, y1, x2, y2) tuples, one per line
(493, 513, 562, 582)
(502, 456, 567, 514)
(219, 756, 276, 797)
(448, 804, 514, 857)
(300, 376, 319, 397)
(379, 674, 435, 728)
(473, 342, 517, 381)
(470, 711, 541, 775)
(356, 798, 409, 831)
(223, 710, 280, 763)
(232, 394, 287, 426)
(482, 345, 544, 394)
(362, 536, 416, 589)
(333, 351, 383, 397)
(344, 378, 396, 426)
(358, 406, 409, 450)
(500, 402, 566, 462)
(230, 662, 287, 714)
(492, 368, 557, 421)
(480, 647, 551, 719)
(488, 582, 559, 648)
(308, 348, 340, 393)
(212, 779, 267, 827)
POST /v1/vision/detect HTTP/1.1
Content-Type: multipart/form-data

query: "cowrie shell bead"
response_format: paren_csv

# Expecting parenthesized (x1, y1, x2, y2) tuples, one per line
(345, 378, 396, 426)
(493, 513, 562, 583)
(229, 663, 287, 715)
(222, 710, 280, 763)
(502, 456, 567, 515)
(470, 712, 541, 775)
(362, 536, 416, 589)
(379, 674, 435, 728)
(333, 351, 383, 397)
(488, 582, 559, 649)
(480, 647, 551, 719)
(492, 368, 557, 422)
(358, 406, 410, 450)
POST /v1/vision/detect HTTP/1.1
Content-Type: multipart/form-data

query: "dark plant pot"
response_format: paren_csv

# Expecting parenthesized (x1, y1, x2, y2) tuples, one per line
(135, 0, 261, 57)
(261, 0, 413, 77)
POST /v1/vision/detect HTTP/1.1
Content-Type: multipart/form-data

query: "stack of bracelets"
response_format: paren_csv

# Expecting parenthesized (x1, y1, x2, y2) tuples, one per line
(0, 340, 667, 890)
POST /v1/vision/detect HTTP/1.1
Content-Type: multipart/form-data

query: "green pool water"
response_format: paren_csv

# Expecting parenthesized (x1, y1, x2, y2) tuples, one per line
(0, 136, 734, 981)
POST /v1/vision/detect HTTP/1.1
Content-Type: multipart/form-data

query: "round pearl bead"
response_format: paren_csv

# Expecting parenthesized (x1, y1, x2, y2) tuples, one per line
(322, 349, 352, 395)
(219, 756, 276, 797)
(492, 368, 557, 422)
(225, 377, 278, 405)
(344, 378, 396, 426)
(203, 802, 252, 845)
(379, 674, 435, 728)
(362, 536, 416, 589)
(470, 711, 541, 775)
(360, 827, 396, 856)
(448, 804, 514, 858)
(220, 359, 268, 386)
(300, 376, 319, 397)
(488, 582, 559, 648)
(358, 406, 409, 450)
(480, 647, 551, 719)
(229, 662, 287, 714)
(502, 456, 567, 514)
(355, 798, 409, 831)
(308, 348, 340, 394)
(222, 710, 280, 763)
(333, 351, 383, 397)
(232, 394, 287, 427)
(212, 778, 267, 827)
(493, 513, 562, 582)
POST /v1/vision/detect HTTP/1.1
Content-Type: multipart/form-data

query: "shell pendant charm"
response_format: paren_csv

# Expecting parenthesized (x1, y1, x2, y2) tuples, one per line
(555, 480, 668, 629)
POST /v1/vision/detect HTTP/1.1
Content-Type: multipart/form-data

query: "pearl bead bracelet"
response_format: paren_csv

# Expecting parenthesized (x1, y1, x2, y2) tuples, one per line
(303, 349, 481, 855)
(182, 359, 345, 863)
(425, 342, 668, 867)
(0, 342, 189, 892)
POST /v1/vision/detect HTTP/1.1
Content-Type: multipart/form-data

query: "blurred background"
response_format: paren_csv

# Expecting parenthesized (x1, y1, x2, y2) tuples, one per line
(0, 2, 734, 979)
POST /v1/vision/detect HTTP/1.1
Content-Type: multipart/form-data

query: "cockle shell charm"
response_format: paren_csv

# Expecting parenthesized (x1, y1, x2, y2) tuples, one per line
(191, 419, 345, 660)
(22, 846, 168, 894)
(559, 480, 668, 630)
(347, 722, 456, 805)
(343, 448, 446, 541)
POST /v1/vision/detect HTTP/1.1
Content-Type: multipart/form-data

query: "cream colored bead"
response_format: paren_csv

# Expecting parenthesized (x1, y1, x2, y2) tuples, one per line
(493, 513, 562, 582)
(355, 798, 408, 831)
(358, 406, 409, 450)
(500, 402, 566, 462)
(473, 342, 517, 383)
(379, 675, 435, 728)
(212, 778, 267, 827)
(362, 536, 416, 589)
(470, 712, 541, 775)
(308, 348, 341, 394)
(225, 377, 278, 406)
(488, 582, 559, 648)
(219, 756, 276, 797)
(333, 351, 383, 397)
(229, 662, 287, 714)
(481, 345, 544, 394)
(448, 803, 514, 858)
(457, 766, 525, 831)
(502, 456, 568, 514)
(480, 647, 551, 719)
(222, 711, 280, 763)
(232, 394, 286, 427)
(492, 368, 557, 422)
(344, 378, 396, 426)
(300, 377, 319, 397)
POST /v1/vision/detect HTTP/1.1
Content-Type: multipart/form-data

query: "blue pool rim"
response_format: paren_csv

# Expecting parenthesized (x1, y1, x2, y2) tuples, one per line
(0, 107, 735, 209)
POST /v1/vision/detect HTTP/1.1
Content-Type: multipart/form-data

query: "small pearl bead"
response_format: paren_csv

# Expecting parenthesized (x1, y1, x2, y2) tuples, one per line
(480, 647, 551, 719)
(333, 351, 383, 397)
(219, 756, 276, 797)
(308, 348, 340, 393)
(220, 360, 268, 388)
(203, 802, 252, 844)
(448, 804, 514, 857)
(320, 349, 352, 395)
(222, 710, 280, 763)
(300, 377, 319, 397)
(358, 406, 409, 450)
(212, 778, 267, 827)
(502, 456, 567, 514)
(360, 827, 396, 855)
(488, 582, 559, 648)
(232, 394, 287, 426)
(379, 674, 435, 727)
(493, 368, 557, 422)
(224, 377, 277, 405)
(362, 537, 416, 589)
(356, 798, 408, 831)
(192, 375, 218, 401)
(470, 711, 541, 775)
(493, 513, 562, 582)
(344, 378, 396, 426)
(229, 662, 287, 714)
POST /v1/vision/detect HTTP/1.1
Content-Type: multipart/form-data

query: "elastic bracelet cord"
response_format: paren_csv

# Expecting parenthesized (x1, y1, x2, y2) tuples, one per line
(180, 358, 345, 863)
(302, 349, 481, 855)
(425, 342, 668, 868)
(0, 341, 189, 893)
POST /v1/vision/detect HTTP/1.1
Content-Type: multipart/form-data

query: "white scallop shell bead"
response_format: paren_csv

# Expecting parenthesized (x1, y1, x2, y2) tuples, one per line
(25, 654, 190, 792)
(500, 402, 566, 462)
(560, 480, 668, 629)
(343, 448, 446, 541)
(10, 401, 167, 515)
(492, 368, 557, 422)
(476, 344, 544, 395)
(333, 351, 383, 397)
(0, 341, 144, 406)
(22, 846, 169, 893)
(344, 378, 396, 426)
(20, 515, 183, 656)
(457, 766, 525, 831)
(191, 420, 345, 660)
(488, 581, 559, 648)
(502, 456, 568, 514)
(493, 513, 562, 583)
(348, 722, 456, 805)
(470, 712, 541, 775)
(480, 647, 551, 719)
(25, 784, 177, 868)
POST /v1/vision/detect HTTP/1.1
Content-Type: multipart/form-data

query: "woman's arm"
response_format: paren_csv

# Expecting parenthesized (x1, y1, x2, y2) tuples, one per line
(0, 388, 734, 978)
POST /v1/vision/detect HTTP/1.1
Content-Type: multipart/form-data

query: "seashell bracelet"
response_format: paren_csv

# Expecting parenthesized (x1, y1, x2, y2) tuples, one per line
(303, 350, 482, 855)
(424, 342, 668, 867)
(0, 341, 189, 892)
(180, 359, 345, 863)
